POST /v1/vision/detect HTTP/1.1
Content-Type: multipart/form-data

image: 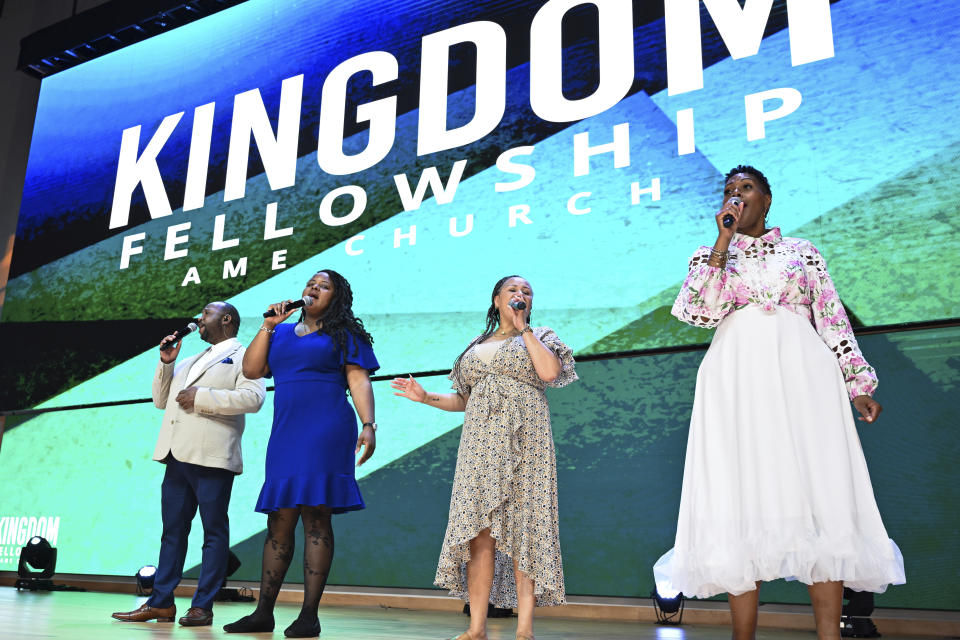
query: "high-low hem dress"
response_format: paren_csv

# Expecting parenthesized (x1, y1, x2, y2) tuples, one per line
(435, 327, 578, 608)
(653, 228, 905, 598)
(255, 324, 379, 515)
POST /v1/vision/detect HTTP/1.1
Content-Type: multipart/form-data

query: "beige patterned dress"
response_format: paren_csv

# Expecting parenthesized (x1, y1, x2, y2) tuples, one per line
(435, 326, 578, 608)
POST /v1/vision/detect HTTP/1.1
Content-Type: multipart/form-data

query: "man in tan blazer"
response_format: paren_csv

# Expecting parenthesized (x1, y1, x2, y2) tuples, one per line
(112, 301, 265, 627)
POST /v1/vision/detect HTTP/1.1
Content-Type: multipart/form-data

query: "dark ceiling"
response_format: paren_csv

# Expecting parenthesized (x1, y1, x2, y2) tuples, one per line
(18, 0, 249, 78)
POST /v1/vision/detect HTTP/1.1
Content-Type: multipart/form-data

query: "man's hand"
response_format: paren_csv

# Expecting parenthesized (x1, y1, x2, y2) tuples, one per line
(159, 335, 182, 364)
(176, 387, 199, 411)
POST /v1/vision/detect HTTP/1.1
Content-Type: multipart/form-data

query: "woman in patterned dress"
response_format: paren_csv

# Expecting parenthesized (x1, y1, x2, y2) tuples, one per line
(654, 166, 905, 640)
(392, 275, 577, 640)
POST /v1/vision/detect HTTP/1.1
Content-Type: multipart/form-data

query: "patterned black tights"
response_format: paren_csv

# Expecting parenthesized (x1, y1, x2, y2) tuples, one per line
(223, 506, 334, 635)
(298, 506, 335, 618)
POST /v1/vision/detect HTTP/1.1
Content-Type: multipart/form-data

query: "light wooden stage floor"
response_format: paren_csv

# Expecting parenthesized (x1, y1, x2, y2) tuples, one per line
(2, 587, 957, 640)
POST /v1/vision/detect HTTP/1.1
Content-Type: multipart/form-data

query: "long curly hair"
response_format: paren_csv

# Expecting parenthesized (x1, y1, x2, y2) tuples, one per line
(299, 269, 373, 364)
(451, 275, 532, 393)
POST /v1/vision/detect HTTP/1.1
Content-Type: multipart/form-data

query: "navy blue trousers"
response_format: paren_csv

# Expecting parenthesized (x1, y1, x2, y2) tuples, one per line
(147, 457, 234, 611)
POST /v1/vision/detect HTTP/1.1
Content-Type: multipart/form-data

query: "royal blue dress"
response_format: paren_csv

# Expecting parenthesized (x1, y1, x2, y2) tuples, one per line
(255, 324, 379, 514)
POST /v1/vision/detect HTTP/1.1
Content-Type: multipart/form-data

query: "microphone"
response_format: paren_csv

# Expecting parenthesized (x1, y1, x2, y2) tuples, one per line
(722, 197, 742, 228)
(262, 295, 315, 318)
(509, 300, 527, 311)
(160, 322, 198, 351)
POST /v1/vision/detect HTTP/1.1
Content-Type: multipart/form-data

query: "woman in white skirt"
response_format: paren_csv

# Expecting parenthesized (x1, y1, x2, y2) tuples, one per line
(654, 166, 905, 640)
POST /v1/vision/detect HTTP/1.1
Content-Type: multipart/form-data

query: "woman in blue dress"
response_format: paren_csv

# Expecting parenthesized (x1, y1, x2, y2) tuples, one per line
(224, 269, 378, 638)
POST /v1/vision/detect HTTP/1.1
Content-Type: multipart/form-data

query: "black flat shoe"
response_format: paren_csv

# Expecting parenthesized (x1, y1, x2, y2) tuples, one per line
(223, 612, 275, 633)
(284, 616, 321, 637)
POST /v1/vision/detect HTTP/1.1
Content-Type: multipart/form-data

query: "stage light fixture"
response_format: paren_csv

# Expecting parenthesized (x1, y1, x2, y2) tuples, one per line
(651, 585, 685, 625)
(840, 588, 880, 637)
(17, 0, 250, 79)
(136, 565, 157, 596)
(15, 536, 58, 591)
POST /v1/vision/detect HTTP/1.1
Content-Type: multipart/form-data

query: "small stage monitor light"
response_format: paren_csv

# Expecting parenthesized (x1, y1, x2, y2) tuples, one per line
(15, 536, 58, 591)
(136, 565, 157, 596)
(651, 585, 685, 625)
(841, 588, 880, 638)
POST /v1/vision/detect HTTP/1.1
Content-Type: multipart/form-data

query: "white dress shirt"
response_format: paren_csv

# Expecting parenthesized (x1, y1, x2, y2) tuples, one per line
(185, 337, 240, 386)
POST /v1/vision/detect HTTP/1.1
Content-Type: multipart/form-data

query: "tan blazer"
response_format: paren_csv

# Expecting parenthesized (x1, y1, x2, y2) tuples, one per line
(152, 341, 265, 474)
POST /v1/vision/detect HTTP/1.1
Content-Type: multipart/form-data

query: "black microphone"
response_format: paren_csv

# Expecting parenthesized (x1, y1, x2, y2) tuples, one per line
(160, 322, 198, 351)
(722, 196, 742, 228)
(509, 300, 527, 310)
(263, 295, 315, 318)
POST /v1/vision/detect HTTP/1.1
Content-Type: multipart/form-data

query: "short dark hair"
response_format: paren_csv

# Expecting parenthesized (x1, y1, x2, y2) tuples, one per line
(725, 165, 772, 197)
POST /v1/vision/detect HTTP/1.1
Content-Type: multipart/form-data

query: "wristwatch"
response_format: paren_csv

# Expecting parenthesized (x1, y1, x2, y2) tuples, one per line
(362, 422, 378, 431)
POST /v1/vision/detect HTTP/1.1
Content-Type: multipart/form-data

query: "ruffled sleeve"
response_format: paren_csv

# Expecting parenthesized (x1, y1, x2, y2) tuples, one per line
(342, 331, 379, 374)
(448, 369, 470, 396)
(536, 326, 578, 388)
(671, 247, 742, 329)
(448, 336, 481, 396)
(803, 242, 878, 399)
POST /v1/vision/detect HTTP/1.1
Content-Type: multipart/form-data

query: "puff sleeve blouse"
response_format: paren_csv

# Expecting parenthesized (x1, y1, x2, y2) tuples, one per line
(671, 227, 877, 400)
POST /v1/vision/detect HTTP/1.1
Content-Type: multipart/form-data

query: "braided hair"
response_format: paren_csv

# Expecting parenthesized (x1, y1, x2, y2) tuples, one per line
(451, 275, 532, 394)
(299, 269, 373, 364)
(725, 165, 772, 198)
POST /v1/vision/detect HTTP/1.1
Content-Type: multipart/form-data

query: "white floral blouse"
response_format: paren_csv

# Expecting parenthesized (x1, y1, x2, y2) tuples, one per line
(671, 227, 877, 400)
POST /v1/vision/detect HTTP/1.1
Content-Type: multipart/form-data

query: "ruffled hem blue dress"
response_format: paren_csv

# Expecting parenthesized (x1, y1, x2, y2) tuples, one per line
(255, 323, 379, 514)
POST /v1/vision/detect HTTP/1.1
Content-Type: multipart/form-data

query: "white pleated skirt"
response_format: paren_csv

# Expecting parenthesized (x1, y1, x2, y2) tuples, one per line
(654, 305, 905, 598)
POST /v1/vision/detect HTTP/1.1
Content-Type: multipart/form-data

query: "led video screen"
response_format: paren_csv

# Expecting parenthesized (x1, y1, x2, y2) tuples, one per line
(2, 0, 958, 608)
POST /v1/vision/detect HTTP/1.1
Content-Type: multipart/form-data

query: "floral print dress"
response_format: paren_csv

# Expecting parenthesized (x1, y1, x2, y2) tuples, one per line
(653, 227, 905, 598)
(435, 327, 578, 608)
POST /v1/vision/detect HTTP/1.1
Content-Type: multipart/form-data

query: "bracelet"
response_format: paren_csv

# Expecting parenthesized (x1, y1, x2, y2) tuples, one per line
(708, 248, 728, 268)
(259, 325, 275, 334)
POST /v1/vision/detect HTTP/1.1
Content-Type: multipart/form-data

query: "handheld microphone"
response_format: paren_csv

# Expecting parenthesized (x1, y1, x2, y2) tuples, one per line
(509, 300, 527, 311)
(722, 197, 742, 228)
(263, 296, 315, 318)
(160, 322, 199, 351)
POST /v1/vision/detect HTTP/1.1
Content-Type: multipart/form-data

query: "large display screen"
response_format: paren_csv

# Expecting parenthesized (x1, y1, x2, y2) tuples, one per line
(1, 0, 958, 609)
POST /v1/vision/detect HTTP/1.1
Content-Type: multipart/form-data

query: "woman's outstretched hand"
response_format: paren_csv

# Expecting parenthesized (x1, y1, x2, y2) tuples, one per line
(391, 375, 426, 403)
(853, 395, 882, 423)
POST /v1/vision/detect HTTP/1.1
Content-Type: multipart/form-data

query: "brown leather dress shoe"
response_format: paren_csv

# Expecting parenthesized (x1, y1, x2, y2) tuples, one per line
(111, 603, 176, 622)
(179, 607, 214, 626)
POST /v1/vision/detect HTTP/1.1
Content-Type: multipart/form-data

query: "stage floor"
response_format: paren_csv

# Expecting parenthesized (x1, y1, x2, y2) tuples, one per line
(0, 586, 949, 640)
